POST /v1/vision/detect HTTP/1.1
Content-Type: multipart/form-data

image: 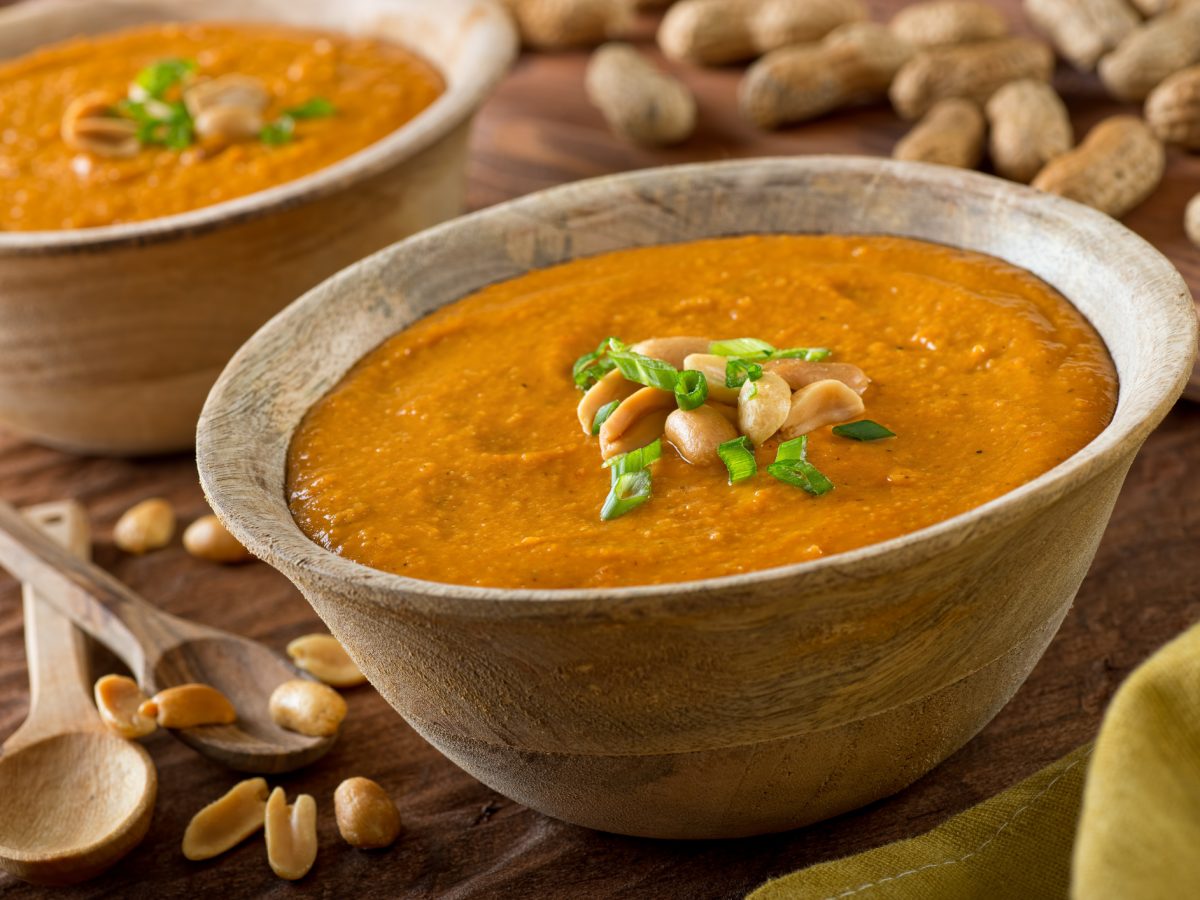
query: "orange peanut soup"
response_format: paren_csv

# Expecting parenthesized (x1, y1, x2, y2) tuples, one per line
(0, 23, 443, 230)
(287, 236, 1117, 590)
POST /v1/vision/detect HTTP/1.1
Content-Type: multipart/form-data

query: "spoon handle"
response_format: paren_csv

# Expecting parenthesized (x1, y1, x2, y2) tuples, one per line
(4, 502, 97, 751)
(0, 498, 183, 682)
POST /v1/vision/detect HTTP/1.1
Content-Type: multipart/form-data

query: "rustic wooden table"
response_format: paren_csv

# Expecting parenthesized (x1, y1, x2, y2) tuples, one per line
(1, 2, 1198, 897)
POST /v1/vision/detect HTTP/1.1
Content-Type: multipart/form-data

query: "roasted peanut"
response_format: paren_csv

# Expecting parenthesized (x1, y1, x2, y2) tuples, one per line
(1024, 0, 1139, 71)
(598, 386, 674, 459)
(1130, 0, 1174, 14)
(892, 97, 985, 168)
(737, 372, 791, 446)
(765, 359, 870, 394)
(1186, 192, 1200, 246)
(659, 0, 867, 65)
(986, 80, 1073, 183)
(94, 674, 156, 739)
(741, 22, 913, 129)
(629, 336, 712, 368)
(577, 368, 639, 435)
(781, 379, 866, 439)
(889, 36, 1054, 120)
(1147, 65, 1200, 148)
(113, 497, 175, 554)
(334, 777, 403, 849)
(682, 353, 742, 404)
(182, 777, 269, 861)
(286, 633, 366, 688)
(183, 514, 253, 564)
(1098, 5, 1200, 102)
(269, 679, 347, 737)
(265, 787, 318, 880)
(61, 92, 138, 158)
(891, 1, 1008, 50)
(194, 105, 263, 141)
(503, 0, 633, 50)
(586, 43, 696, 147)
(183, 74, 269, 119)
(663, 405, 737, 465)
(1031, 116, 1164, 219)
(140, 683, 237, 729)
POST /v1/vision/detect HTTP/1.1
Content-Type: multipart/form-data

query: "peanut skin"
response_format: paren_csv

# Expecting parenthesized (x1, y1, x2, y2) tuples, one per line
(893, 97, 985, 169)
(586, 43, 696, 146)
(1031, 116, 1165, 219)
(889, 36, 1054, 120)
(890, 1, 1008, 50)
(1024, 0, 1139, 72)
(985, 79, 1073, 183)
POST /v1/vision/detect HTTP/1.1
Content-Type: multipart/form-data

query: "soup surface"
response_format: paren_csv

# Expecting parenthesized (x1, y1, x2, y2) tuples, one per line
(0, 22, 443, 230)
(287, 236, 1117, 589)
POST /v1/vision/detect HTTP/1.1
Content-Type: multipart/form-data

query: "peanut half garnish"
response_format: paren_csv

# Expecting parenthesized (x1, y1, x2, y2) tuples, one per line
(184, 74, 269, 141)
(737, 371, 791, 446)
(183, 777, 269, 861)
(764, 359, 870, 394)
(681, 353, 742, 403)
(269, 679, 347, 737)
(598, 386, 675, 460)
(94, 674, 156, 739)
(139, 683, 237, 728)
(61, 92, 138, 158)
(265, 787, 318, 880)
(627, 336, 711, 368)
(113, 497, 175, 554)
(577, 368, 638, 435)
(183, 514, 253, 564)
(664, 405, 738, 466)
(335, 777, 403, 849)
(781, 379, 866, 440)
(286, 633, 366, 688)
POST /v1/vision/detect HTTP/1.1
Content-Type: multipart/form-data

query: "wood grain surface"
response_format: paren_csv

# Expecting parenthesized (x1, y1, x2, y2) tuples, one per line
(1, 0, 1198, 897)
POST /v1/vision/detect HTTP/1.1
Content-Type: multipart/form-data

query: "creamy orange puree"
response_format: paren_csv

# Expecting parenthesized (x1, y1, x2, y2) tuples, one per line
(0, 23, 443, 230)
(287, 236, 1117, 589)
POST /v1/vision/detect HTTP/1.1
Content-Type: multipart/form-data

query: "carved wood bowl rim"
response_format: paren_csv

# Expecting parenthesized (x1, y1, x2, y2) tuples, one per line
(0, 0, 517, 256)
(197, 156, 1200, 616)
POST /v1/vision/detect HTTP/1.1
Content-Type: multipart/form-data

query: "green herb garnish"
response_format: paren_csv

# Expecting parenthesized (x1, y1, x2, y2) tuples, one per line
(260, 115, 296, 146)
(600, 469, 652, 521)
(725, 358, 763, 389)
(573, 336, 622, 391)
(674, 370, 708, 410)
(603, 438, 662, 482)
(134, 58, 196, 100)
(709, 338, 831, 363)
(832, 420, 896, 441)
(773, 347, 831, 361)
(717, 436, 757, 484)
(285, 97, 336, 119)
(591, 400, 620, 435)
(767, 436, 834, 495)
(260, 97, 337, 146)
(120, 98, 194, 149)
(608, 349, 679, 392)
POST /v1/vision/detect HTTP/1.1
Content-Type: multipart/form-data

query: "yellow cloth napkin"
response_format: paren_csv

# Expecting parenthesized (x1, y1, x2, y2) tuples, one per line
(748, 622, 1200, 900)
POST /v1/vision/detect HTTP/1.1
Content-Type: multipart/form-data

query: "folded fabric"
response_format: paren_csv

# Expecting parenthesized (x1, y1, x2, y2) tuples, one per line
(747, 621, 1200, 900)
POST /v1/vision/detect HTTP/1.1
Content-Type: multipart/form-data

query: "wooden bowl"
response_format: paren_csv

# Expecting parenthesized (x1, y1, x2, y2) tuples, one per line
(197, 158, 1198, 839)
(0, 0, 515, 456)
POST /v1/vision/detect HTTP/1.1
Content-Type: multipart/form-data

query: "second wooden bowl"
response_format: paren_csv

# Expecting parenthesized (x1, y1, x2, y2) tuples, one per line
(197, 158, 1198, 838)
(0, 0, 515, 455)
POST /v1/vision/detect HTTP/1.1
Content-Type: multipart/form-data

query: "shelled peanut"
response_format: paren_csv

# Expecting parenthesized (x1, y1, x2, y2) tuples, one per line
(890, 1, 1008, 50)
(1024, 0, 1139, 71)
(1146, 65, 1200, 147)
(1031, 116, 1165, 219)
(503, 0, 633, 49)
(889, 36, 1054, 120)
(986, 80, 1073, 183)
(740, 23, 913, 129)
(113, 498, 175, 554)
(1098, 4, 1200, 101)
(1185, 194, 1200, 246)
(893, 98, 985, 168)
(659, 0, 866, 65)
(586, 42, 696, 146)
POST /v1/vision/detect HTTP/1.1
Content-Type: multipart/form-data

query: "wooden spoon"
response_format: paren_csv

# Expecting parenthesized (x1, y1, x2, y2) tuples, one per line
(0, 502, 155, 886)
(0, 499, 334, 774)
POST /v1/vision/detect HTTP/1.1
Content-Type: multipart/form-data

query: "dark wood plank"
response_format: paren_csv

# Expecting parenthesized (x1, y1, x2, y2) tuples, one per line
(2, 1, 1199, 897)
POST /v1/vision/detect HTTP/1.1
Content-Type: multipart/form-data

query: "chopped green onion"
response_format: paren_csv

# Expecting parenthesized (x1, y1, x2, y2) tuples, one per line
(572, 336, 623, 391)
(767, 436, 833, 495)
(260, 115, 297, 146)
(717, 436, 757, 484)
(725, 358, 763, 389)
(119, 97, 194, 150)
(773, 347, 832, 361)
(285, 97, 336, 119)
(674, 370, 708, 410)
(833, 420, 896, 441)
(710, 338, 775, 359)
(603, 438, 662, 481)
(134, 58, 196, 99)
(775, 435, 808, 462)
(591, 400, 620, 435)
(609, 350, 679, 392)
(600, 469, 652, 520)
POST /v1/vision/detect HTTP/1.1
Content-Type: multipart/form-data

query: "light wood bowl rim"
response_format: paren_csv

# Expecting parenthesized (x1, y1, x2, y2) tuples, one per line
(198, 156, 1200, 614)
(0, 0, 517, 255)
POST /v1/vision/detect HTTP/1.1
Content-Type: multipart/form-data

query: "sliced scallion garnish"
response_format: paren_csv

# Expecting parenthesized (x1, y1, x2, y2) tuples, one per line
(725, 358, 763, 389)
(600, 469, 652, 521)
(773, 347, 831, 361)
(572, 336, 622, 391)
(717, 435, 757, 484)
(674, 369, 708, 410)
(591, 400, 620, 435)
(133, 58, 196, 100)
(609, 349, 679, 392)
(767, 435, 834, 495)
(832, 420, 896, 441)
(775, 436, 808, 462)
(603, 438, 662, 481)
(261, 97, 337, 146)
(709, 337, 775, 359)
(285, 97, 336, 119)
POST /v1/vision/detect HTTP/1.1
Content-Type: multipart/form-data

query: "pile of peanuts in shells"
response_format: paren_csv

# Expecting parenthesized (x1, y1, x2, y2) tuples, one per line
(97, 498, 400, 881)
(507, 0, 1200, 243)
